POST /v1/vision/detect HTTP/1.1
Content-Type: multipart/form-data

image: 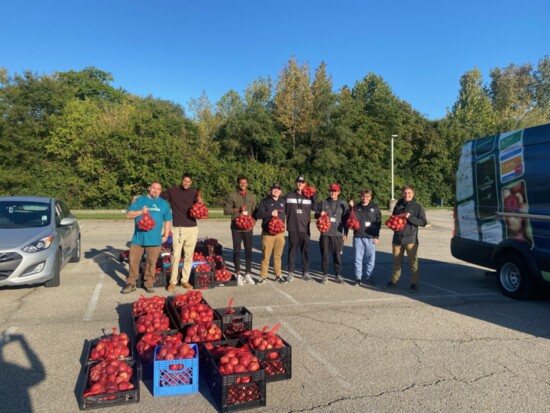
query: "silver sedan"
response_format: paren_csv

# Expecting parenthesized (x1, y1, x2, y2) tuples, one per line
(0, 196, 81, 288)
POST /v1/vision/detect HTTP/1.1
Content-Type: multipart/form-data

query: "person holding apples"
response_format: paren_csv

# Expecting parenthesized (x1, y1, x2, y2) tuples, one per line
(384, 185, 427, 293)
(122, 182, 172, 294)
(223, 175, 257, 286)
(347, 189, 382, 287)
(285, 176, 317, 282)
(315, 184, 348, 284)
(255, 182, 287, 284)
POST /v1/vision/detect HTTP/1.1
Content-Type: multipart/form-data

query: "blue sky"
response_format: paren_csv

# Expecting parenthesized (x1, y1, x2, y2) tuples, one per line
(2, 0, 549, 120)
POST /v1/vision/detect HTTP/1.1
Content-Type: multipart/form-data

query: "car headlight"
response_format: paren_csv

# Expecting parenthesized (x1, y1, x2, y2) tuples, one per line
(22, 235, 55, 253)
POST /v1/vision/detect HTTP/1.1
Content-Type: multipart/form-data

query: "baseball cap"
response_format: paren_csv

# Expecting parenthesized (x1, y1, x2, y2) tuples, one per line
(329, 184, 340, 192)
(270, 182, 282, 190)
(295, 176, 306, 183)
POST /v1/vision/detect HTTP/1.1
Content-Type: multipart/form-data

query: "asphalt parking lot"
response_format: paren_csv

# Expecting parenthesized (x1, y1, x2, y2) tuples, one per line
(1, 210, 550, 413)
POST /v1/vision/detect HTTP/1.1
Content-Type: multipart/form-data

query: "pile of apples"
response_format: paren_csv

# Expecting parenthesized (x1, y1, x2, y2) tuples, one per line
(189, 193, 209, 219)
(193, 251, 206, 262)
(156, 342, 196, 364)
(194, 263, 211, 273)
(216, 347, 261, 376)
(137, 211, 155, 231)
(137, 332, 183, 363)
(184, 321, 223, 343)
(267, 217, 285, 235)
(179, 303, 214, 324)
(132, 295, 165, 317)
(215, 268, 233, 283)
(345, 213, 361, 230)
(302, 185, 316, 199)
(385, 214, 407, 231)
(83, 359, 135, 397)
(172, 291, 203, 308)
(89, 328, 131, 362)
(316, 214, 331, 233)
(235, 213, 255, 231)
(135, 310, 170, 334)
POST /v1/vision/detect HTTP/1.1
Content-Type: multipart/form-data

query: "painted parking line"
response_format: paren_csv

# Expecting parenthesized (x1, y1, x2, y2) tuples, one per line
(269, 283, 300, 304)
(83, 261, 107, 321)
(281, 321, 352, 390)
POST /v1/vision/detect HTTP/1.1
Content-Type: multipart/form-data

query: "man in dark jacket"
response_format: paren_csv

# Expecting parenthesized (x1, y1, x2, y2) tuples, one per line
(255, 182, 287, 284)
(285, 176, 317, 282)
(161, 173, 201, 292)
(347, 189, 381, 286)
(223, 175, 257, 285)
(315, 184, 348, 284)
(384, 185, 427, 293)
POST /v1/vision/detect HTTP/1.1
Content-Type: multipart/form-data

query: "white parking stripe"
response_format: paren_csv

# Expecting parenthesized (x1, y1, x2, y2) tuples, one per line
(83, 264, 106, 321)
(281, 321, 352, 389)
(269, 283, 300, 304)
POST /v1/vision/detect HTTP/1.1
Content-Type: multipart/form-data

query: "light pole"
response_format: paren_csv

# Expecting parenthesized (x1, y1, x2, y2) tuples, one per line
(390, 134, 398, 210)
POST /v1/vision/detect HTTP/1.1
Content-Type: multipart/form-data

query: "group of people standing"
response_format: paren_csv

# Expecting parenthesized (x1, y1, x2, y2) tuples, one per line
(121, 173, 427, 295)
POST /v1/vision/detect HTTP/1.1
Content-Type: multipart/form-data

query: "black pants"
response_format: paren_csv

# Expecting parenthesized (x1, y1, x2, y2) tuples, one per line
(287, 231, 310, 275)
(320, 235, 343, 276)
(231, 230, 253, 274)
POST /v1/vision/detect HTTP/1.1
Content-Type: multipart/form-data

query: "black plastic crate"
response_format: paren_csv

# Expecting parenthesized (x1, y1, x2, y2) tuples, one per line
(166, 296, 214, 332)
(207, 355, 266, 413)
(213, 272, 238, 287)
(214, 307, 253, 339)
(248, 336, 292, 382)
(84, 335, 135, 366)
(194, 243, 223, 257)
(191, 270, 215, 290)
(79, 360, 141, 410)
(137, 267, 169, 288)
(201, 339, 248, 375)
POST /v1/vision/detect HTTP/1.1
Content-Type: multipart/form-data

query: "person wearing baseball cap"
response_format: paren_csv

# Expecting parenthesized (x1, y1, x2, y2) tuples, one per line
(254, 182, 287, 284)
(315, 183, 348, 284)
(285, 176, 317, 282)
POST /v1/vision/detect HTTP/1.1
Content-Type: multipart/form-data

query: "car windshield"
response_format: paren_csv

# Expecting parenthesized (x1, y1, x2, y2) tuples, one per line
(0, 201, 51, 228)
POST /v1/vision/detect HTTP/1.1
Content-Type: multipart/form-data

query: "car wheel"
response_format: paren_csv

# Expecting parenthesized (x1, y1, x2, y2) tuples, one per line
(70, 235, 81, 263)
(45, 250, 61, 288)
(497, 254, 535, 299)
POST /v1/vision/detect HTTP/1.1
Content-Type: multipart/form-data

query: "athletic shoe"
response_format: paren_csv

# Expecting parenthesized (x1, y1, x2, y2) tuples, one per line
(287, 273, 294, 282)
(409, 284, 418, 293)
(144, 286, 155, 293)
(275, 277, 288, 284)
(303, 273, 312, 281)
(237, 275, 245, 286)
(256, 278, 266, 285)
(354, 278, 361, 286)
(364, 277, 375, 287)
(321, 275, 328, 284)
(335, 275, 343, 284)
(244, 273, 255, 285)
(121, 284, 136, 294)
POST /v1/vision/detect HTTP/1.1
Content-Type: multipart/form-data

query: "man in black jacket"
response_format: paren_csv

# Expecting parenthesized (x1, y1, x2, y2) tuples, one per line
(347, 189, 381, 286)
(285, 176, 316, 282)
(384, 185, 427, 293)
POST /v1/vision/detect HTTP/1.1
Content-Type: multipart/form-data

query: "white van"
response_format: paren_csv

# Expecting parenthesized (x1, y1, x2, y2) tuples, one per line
(451, 123, 550, 298)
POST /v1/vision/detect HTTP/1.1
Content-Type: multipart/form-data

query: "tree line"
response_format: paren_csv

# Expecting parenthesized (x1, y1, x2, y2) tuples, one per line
(0, 56, 548, 209)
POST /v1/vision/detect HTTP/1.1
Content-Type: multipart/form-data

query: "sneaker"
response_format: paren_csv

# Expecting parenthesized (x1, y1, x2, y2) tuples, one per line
(166, 283, 176, 292)
(144, 286, 155, 293)
(409, 284, 418, 293)
(121, 284, 136, 294)
(237, 275, 245, 286)
(256, 278, 266, 285)
(244, 273, 255, 285)
(364, 277, 376, 287)
(335, 275, 343, 284)
(287, 273, 294, 282)
(302, 273, 312, 281)
(321, 275, 328, 284)
(384, 281, 397, 290)
(181, 282, 193, 290)
(275, 277, 288, 284)
(354, 278, 361, 286)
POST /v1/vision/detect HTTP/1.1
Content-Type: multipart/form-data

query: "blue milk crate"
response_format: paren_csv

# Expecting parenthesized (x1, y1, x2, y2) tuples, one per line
(153, 343, 199, 397)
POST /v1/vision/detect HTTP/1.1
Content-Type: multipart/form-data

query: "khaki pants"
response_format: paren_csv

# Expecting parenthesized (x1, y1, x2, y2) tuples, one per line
(170, 226, 199, 285)
(260, 232, 285, 278)
(127, 244, 161, 288)
(391, 243, 419, 285)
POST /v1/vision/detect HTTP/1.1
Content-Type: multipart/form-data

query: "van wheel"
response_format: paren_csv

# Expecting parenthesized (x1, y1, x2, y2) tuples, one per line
(497, 255, 535, 299)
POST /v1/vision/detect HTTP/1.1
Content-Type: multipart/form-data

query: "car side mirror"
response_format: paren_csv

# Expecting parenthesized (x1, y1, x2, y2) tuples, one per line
(59, 217, 76, 226)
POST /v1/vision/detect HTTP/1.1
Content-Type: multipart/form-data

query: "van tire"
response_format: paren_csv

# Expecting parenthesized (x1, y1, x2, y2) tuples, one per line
(497, 255, 535, 299)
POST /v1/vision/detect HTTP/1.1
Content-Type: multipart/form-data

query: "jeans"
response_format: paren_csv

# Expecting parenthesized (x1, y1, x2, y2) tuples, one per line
(353, 237, 375, 279)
